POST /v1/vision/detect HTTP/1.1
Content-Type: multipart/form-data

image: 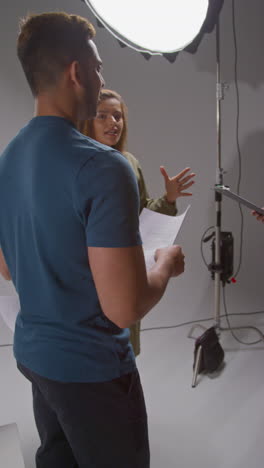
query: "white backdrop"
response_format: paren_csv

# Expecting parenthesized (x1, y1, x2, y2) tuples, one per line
(1, 2, 264, 467)
(1, 0, 263, 332)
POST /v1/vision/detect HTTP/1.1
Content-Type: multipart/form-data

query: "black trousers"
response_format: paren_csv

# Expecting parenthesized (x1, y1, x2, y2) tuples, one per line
(17, 363, 150, 468)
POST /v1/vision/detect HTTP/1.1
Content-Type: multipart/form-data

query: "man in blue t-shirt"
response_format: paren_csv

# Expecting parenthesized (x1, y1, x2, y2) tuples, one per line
(0, 12, 185, 468)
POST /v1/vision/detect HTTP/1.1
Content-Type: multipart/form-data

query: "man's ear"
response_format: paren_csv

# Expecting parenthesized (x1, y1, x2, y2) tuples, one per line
(69, 61, 82, 87)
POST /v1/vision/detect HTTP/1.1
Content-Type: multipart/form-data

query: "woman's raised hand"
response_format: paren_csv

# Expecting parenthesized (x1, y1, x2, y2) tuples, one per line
(160, 166, 196, 203)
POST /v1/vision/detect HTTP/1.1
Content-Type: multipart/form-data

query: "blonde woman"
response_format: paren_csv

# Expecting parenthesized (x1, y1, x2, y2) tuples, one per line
(78, 89, 195, 356)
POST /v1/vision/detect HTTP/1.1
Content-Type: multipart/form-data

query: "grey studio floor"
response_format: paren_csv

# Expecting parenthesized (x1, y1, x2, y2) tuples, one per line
(1, 313, 264, 468)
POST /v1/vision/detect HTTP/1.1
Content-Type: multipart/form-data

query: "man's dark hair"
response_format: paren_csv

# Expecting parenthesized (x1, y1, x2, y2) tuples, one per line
(17, 12, 96, 96)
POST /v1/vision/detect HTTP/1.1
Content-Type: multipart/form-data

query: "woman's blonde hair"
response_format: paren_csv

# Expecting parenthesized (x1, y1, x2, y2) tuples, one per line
(78, 89, 128, 153)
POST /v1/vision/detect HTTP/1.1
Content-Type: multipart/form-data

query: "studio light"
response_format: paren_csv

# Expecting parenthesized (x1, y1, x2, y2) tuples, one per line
(83, 0, 224, 61)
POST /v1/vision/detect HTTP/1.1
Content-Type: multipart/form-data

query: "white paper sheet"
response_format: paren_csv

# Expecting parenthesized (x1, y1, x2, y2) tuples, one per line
(0, 294, 20, 333)
(0, 423, 25, 468)
(139, 205, 190, 270)
(0, 205, 190, 333)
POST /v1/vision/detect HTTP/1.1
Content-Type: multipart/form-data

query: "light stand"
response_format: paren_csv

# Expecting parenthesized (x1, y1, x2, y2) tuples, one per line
(189, 19, 230, 387)
(190, 18, 264, 388)
(214, 19, 224, 330)
(189, 19, 228, 329)
(212, 20, 231, 329)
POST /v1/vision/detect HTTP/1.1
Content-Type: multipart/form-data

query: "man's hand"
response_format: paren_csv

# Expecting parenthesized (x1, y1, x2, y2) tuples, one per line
(160, 166, 195, 203)
(252, 209, 264, 223)
(154, 245, 185, 278)
(88, 244, 185, 328)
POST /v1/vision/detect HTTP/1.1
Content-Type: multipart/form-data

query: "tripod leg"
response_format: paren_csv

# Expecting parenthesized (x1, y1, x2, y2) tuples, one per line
(192, 345, 203, 388)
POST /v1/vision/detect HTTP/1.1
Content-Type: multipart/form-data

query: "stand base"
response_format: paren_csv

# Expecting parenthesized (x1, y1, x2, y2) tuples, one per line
(188, 321, 264, 388)
(189, 323, 225, 388)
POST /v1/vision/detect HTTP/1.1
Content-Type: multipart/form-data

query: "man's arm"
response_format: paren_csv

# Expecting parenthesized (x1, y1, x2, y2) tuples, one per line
(88, 244, 184, 329)
(0, 249, 12, 280)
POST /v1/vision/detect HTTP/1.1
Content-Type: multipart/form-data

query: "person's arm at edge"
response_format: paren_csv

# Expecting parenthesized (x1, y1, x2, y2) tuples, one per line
(0, 248, 12, 280)
(88, 244, 184, 329)
(252, 209, 264, 222)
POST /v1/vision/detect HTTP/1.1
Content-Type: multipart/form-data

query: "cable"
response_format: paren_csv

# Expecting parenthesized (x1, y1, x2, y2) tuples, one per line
(141, 309, 264, 333)
(200, 225, 214, 268)
(232, 0, 244, 278)
(220, 286, 264, 345)
(0, 344, 13, 348)
(232, 0, 241, 196)
(142, 317, 213, 332)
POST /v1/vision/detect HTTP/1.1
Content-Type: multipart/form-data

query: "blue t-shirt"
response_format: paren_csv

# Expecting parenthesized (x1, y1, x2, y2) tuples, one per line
(0, 116, 142, 382)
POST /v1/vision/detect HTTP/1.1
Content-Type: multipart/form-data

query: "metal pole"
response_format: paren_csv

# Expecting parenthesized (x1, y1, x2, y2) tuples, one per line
(214, 20, 223, 330)
(188, 19, 225, 340)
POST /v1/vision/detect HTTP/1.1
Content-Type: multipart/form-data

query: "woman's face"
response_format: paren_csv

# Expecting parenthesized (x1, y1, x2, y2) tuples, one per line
(93, 98, 124, 147)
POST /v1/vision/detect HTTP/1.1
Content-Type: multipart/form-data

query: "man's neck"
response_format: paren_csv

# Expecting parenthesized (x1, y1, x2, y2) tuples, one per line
(34, 94, 77, 127)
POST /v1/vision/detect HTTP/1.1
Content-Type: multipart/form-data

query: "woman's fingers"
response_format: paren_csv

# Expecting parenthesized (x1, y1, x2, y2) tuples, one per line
(180, 181, 195, 191)
(175, 167, 191, 179)
(160, 166, 170, 181)
(176, 173, 196, 185)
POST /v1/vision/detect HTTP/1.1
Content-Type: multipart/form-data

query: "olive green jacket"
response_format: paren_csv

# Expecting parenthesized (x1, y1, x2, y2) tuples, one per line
(123, 152, 177, 356)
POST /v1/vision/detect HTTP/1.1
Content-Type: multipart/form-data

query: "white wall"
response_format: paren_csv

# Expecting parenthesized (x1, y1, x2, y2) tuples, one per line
(1, 1, 264, 466)
(2, 0, 263, 327)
